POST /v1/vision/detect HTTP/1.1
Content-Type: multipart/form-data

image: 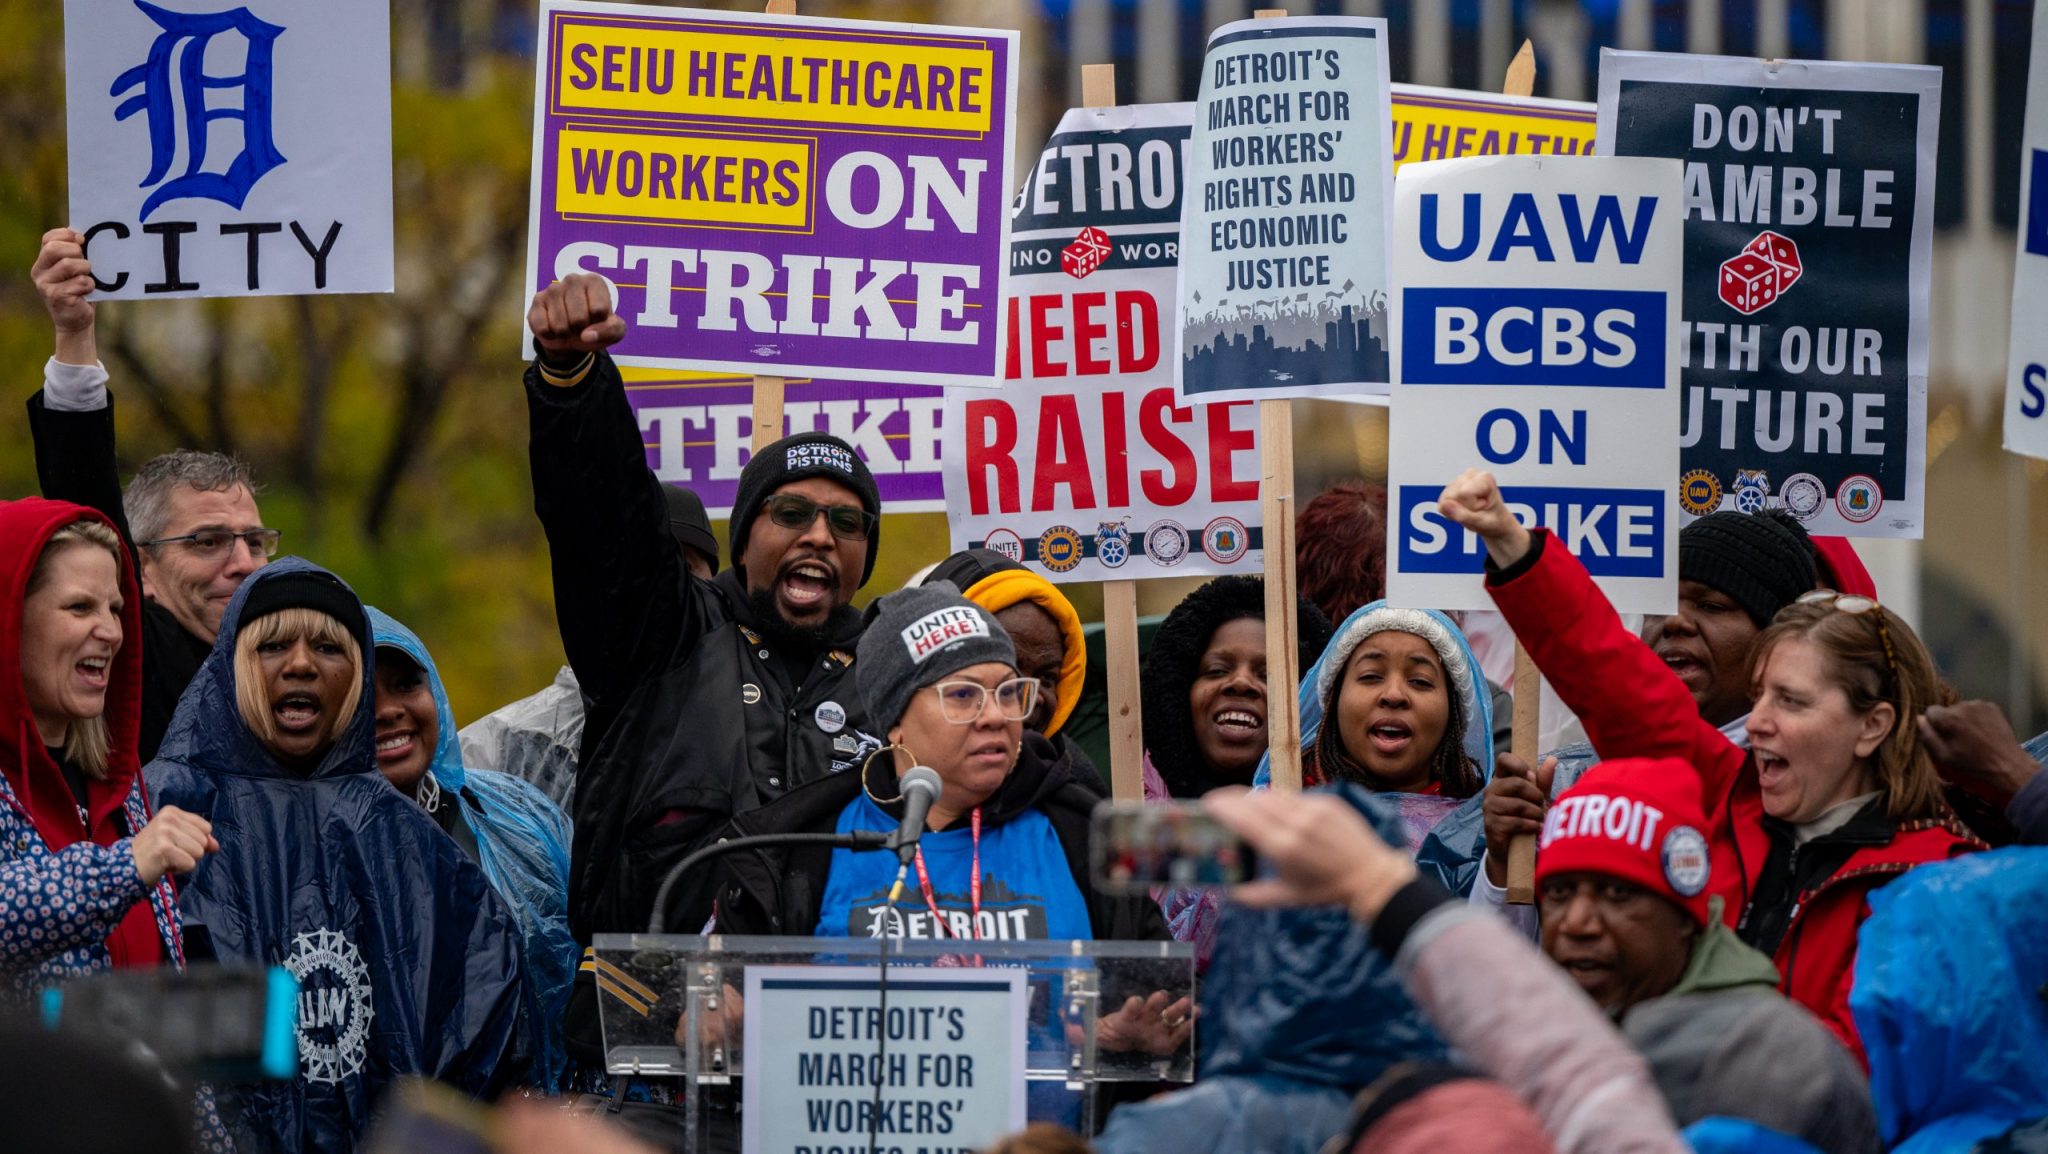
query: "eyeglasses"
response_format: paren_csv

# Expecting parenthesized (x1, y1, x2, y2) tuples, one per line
(762, 494, 876, 542)
(932, 677, 1039, 724)
(138, 528, 282, 559)
(1795, 590, 1899, 678)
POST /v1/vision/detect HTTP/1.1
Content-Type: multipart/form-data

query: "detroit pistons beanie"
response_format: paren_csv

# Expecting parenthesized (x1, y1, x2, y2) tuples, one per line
(729, 432, 883, 586)
(1678, 510, 1818, 627)
(1535, 758, 1715, 926)
(857, 582, 1017, 732)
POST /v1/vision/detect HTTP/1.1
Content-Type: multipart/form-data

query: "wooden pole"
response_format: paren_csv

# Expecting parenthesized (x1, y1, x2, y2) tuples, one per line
(751, 0, 799, 452)
(1502, 38, 1536, 98)
(1078, 62, 1148, 803)
(1505, 641, 1540, 903)
(1248, 6, 1303, 792)
(1501, 36, 1541, 901)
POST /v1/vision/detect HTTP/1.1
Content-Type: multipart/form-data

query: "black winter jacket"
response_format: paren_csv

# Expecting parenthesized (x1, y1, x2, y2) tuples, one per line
(28, 391, 212, 763)
(526, 352, 879, 941)
(713, 732, 1169, 943)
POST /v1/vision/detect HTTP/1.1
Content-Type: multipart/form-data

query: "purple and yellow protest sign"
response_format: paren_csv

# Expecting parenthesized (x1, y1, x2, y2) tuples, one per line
(622, 366, 945, 514)
(525, 1, 1019, 386)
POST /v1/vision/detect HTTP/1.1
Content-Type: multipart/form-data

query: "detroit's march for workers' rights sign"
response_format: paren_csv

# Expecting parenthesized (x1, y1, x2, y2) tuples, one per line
(527, 2, 1018, 386)
(2005, 2, 2048, 462)
(742, 967, 1027, 1154)
(1176, 16, 1395, 401)
(63, 0, 395, 299)
(944, 103, 1265, 581)
(1599, 52, 1939, 537)
(1387, 156, 1684, 615)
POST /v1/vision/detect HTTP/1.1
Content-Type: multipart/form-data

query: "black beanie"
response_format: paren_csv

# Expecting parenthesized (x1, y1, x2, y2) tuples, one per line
(728, 433, 882, 586)
(1679, 510, 1819, 627)
(238, 570, 370, 651)
(663, 484, 719, 573)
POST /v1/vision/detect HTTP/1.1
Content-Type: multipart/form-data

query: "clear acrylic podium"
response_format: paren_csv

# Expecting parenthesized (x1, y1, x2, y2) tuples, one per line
(591, 933, 1198, 1153)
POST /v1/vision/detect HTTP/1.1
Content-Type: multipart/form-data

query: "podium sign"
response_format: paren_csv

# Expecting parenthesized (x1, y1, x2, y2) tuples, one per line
(741, 966, 1028, 1154)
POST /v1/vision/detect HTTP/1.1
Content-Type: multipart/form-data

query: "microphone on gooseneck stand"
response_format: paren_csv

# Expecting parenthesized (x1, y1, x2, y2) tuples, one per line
(889, 765, 945, 865)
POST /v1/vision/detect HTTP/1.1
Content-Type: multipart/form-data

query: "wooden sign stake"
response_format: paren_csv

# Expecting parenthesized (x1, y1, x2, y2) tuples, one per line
(1248, 6, 1304, 793)
(751, 0, 800, 452)
(1506, 640, 1540, 903)
(1078, 63, 1149, 804)
(1502, 38, 1543, 903)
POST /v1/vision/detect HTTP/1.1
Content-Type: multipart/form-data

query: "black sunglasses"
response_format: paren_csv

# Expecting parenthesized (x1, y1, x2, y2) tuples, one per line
(762, 493, 876, 542)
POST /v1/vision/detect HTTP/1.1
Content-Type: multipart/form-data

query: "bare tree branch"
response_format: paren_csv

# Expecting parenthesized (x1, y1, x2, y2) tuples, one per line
(102, 317, 206, 452)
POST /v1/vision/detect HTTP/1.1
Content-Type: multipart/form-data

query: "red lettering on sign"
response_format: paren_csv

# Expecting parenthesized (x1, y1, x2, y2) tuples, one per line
(1032, 394, 1096, 511)
(1072, 292, 1110, 376)
(964, 398, 1018, 515)
(1004, 297, 1022, 380)
(1208, 401, 1258, 503)
(1029, 295, 1066, 379)
(1117, 291, 1159, 373)
(1138, 388, 1197, 506)
(1101, 391, 1130, 507)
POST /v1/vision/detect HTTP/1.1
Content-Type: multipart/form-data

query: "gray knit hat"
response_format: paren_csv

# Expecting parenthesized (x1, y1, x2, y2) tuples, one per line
(856, 582, 1018, 730)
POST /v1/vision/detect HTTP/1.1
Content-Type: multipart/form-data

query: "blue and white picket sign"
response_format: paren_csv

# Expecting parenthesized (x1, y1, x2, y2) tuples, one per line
(2007, 3, 2048, 463)
(62, 0, 394, 300)
(1386, 155, 1684, 615)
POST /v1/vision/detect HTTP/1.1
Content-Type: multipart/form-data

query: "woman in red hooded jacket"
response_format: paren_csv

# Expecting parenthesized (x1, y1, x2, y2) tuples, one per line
(0, 498, 217, 994)
(1437, 471, 1979, 1068)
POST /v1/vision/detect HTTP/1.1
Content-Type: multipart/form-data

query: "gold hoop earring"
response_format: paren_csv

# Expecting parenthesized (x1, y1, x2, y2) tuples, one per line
(860, 742, 918, 805)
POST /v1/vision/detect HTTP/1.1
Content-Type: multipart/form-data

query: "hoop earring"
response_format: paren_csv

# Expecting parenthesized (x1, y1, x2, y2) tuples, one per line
(860, 743, 919, 805)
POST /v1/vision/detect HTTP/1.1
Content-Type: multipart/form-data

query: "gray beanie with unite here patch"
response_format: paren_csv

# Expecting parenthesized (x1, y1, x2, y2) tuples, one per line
(856, 582, 1017, 731)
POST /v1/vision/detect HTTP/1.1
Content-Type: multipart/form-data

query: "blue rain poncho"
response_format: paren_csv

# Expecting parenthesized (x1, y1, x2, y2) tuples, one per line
(1851, 847, 2048, 1153)
(368, 608, 576, 1092)
(145, 560, 529, 1151)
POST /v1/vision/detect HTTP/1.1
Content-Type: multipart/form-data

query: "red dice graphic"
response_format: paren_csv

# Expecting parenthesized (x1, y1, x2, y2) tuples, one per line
(1718, 230, 1801, 315)
(1062, 227, 1112, 279)
(1744, 230, 1801, 290)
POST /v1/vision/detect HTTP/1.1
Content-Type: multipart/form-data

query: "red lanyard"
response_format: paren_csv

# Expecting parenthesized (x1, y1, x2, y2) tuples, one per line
(911, 807, 981, 940)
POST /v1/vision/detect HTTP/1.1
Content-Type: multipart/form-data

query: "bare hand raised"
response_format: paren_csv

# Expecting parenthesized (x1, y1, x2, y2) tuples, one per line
(527, 273, 627, 365)
(1437, 468, 1534, 569)
(1919, 700, 2039, 805)
(1482, 753, 1556, 886)
(33, 229, 98, 363)
(1205, 787, 1417, 923)
(131, 806, 219, 887)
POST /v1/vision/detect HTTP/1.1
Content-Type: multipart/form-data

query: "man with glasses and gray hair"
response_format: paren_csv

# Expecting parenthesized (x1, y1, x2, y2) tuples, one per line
(26, 228, 279, 760)
(524, 273, 887, 957)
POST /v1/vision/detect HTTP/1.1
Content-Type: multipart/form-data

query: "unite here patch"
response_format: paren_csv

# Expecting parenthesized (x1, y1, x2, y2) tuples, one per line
(902, 606, 990, 664)
(1539, 793, 1666, 854)
(787, 442, 858, 475)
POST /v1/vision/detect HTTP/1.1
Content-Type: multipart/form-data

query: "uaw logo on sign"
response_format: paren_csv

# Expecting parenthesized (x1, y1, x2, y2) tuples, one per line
(1038, 525, 1084, 573)
(1678, 468, 1723, 517)
(283, 928, 374, 1085)
(1718, 230, 1802, 315)
(1094, 519, 1131, 568)
(1732, 469, 1771, 514)
(1062, 226, 1112, 279)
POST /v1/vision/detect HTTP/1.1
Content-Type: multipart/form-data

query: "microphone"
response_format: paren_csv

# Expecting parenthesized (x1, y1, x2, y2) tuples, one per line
(889, 765, 945, 864)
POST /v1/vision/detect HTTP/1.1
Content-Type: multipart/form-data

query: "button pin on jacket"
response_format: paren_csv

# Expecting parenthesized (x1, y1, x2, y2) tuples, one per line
(741, 684, 762, 704)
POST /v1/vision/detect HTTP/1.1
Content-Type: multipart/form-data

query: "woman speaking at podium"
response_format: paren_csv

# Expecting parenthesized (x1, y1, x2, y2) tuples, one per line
(711, 581, 1170, 953)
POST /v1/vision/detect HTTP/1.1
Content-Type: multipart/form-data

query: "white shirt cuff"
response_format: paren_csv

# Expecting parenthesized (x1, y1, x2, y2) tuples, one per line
(1469, 860, 1541, 940)
(43, 357, 110, 412)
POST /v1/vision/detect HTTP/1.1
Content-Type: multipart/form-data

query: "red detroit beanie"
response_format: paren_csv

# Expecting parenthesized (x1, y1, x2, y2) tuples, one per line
(1534, 758, 1713, 926)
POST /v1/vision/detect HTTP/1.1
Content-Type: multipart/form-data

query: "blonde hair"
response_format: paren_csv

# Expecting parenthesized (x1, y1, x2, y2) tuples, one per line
(1750, 600, 1951, 822)
(233, 607, 364, 753)
(26, 519, 127, 779)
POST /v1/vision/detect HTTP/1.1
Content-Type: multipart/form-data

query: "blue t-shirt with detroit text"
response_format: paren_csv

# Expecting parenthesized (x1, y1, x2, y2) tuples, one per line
(814, 793, 1093, 941)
